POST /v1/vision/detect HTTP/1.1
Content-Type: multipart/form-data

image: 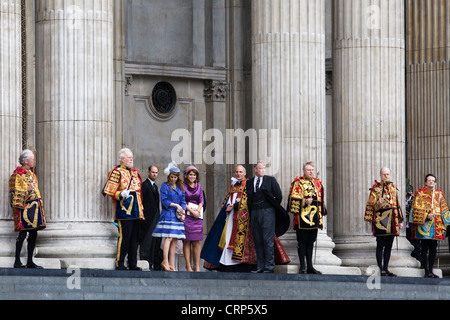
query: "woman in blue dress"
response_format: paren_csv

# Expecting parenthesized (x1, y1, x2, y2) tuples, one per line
(153, 163, 186, 271)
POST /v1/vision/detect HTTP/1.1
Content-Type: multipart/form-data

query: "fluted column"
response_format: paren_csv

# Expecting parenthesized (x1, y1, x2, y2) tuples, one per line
(333, 0, 420, 276)
(406, 0, 450, 275)
(252, 0, 326, 189)
(0, 1, 23, 261)
(35, 0, 115, 268)
(252, 0, 356, 274)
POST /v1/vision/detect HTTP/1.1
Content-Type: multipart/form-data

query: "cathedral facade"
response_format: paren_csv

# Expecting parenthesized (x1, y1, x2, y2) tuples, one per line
(0, 0, 449, 275)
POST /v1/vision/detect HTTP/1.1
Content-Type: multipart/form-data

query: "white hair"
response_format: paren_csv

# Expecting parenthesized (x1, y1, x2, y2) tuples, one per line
(19, 150, 33, 166)
(118, 148, 133, 162)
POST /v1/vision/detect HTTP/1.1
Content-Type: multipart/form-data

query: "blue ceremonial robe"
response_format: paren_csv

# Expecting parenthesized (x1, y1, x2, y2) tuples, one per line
(200, 199, 228, 267)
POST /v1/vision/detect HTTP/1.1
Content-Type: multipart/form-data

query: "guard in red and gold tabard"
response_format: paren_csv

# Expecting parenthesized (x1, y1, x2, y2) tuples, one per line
(364, 167, 403, 277)
(9, 150, 46, 269)
(409, 174, 450, 278)
(102, 148, 144, 270)
(287, 161, 326, 274)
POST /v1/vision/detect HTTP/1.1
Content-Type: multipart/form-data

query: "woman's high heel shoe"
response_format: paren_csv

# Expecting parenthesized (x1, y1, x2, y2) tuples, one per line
(161, 262, 172, 271)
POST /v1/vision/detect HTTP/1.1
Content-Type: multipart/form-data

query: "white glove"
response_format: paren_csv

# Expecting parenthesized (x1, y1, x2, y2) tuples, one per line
(121, 190, 130, 198)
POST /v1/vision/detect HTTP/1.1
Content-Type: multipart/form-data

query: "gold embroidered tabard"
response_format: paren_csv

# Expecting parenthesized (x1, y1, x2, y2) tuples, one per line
(364, 180, 403, 236)
(9, 167, 46, 232)
(409, 188, 450, 240)
(102, 165, 144, 221)
(287, 176, 326, 230)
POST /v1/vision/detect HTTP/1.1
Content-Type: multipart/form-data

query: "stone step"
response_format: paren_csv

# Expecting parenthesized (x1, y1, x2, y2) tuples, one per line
(1, 267, 450, 301)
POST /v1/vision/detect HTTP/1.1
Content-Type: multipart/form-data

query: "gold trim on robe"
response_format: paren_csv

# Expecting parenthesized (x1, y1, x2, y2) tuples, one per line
(410, 187, 450, 240)
(9, 167, 46, 232)
(102, 165, 144, 221)
(288, 176, 326, 230)
(364, 180, 403, 236)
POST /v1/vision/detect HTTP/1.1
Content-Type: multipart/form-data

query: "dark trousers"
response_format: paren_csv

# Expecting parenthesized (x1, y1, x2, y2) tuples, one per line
(250, 207, 276, 271)
(15, 229, 38, 265)
(421, 239, 438, 274)
(139, 233, 162, 270)
(376, 235, 395, 271)
(116, 220, 140, 268)
(406, 227, 422, 265)
(296, 228, 318, 271)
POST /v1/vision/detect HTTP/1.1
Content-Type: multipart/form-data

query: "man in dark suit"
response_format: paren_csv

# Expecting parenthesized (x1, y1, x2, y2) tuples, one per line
(139, 165, 162, 270)
(246, 161, 283, 273)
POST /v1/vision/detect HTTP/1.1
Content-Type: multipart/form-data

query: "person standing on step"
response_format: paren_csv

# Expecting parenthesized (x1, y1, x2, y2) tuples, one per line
(182, 165, 204, 272)
(139, 165, 162, 270)
(287, 161, 326, 274)
(152, 161, 186, 271)
(102, 148, 145, 271)
(246, 161, 284, 273)
(201, 165, 253, 272)
(410, 174, 450, 278)
(201, 164, 290, 272)
(9, 149, 46, 269)
(364, 167, 403, 276)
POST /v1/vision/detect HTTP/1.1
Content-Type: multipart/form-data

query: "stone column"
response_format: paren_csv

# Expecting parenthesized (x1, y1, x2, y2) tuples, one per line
(332, 0, 421, 276)
(251, 0, 357, 274)
(406, 0, 450, 275)
(204, 80, 228, 233)
(0, 0, 24, 264)
(34, 0, 116, 268)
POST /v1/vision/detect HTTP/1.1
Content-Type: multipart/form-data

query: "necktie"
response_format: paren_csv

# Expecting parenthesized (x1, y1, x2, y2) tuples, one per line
(255, 177, 261, 192)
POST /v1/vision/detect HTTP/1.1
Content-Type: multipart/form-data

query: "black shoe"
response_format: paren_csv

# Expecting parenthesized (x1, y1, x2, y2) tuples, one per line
(26, 262, 43, 269)
(116, 265, 128, 271)
(298, 268, 306, 274)
(263, 269, 274, 273)
(13, 262, 25, 268)
(425, 272, 438, 278)
(251, 269, 264, 273)
(381, 270, 397, 277)
(307, 268, 322, 275)
(129, 266, 142, 271)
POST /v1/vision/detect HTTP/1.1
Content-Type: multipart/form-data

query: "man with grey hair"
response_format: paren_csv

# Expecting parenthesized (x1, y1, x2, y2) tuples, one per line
(102, 148, 145, 270)
(246, 161, 283, 273)
(364, 167, 403, 276)
(9, 149, 46, 268)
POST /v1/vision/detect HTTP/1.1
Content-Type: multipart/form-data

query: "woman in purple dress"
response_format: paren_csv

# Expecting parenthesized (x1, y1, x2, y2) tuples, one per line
(183, 165, 204, 271)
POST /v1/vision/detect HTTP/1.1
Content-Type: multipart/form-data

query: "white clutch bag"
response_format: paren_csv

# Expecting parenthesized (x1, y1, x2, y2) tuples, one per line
(187, 202, 203, 220)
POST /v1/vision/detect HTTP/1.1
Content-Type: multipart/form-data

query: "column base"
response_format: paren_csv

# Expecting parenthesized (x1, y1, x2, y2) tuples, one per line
(0, 221, 149, 270)
(334, 235, 423, 277)
(278, 230, 362, 275)
(0, 257, 61, 269)
(0, 221, 61, 269)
